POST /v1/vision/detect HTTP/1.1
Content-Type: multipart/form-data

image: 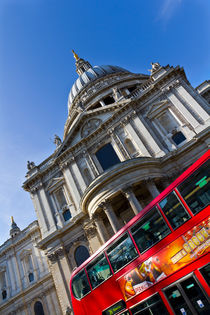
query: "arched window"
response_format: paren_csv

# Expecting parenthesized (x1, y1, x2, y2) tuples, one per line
(63, 209, 71, 221)
(74, 246, 90, 267)
(172, 131, 186, 145)
(96, 143, 121, 171)
(2, 289, 7, 300)
(28, 272, 34, 282)
(124, 138, 136, 155)
(34, 301, 45, 315)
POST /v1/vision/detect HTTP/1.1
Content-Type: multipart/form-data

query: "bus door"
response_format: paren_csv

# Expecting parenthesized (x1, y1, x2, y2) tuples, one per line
(163, 275, 210, 314)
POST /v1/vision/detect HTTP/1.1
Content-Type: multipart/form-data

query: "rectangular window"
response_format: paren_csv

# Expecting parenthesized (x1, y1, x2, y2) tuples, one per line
(72, 270, 91, 299)
(177, 159, 210, 214)
(159, 191, 191, 229)
(54, 188, 67, 209)
(106, 233, 138, 273)
(86, 253, 112, 289)
(131, 207, 170, 253)
(130, 294, 168, 315)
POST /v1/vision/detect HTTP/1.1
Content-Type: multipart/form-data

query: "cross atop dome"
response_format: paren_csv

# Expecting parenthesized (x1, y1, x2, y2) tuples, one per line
(72, 50, 92, 76)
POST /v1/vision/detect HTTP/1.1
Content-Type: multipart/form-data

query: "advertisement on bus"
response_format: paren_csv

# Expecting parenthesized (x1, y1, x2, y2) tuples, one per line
(118, 217, 210, 301)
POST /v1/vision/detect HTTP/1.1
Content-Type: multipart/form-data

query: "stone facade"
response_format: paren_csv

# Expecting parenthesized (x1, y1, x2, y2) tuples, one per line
(1, 55, 209, 315)
(0, 220, 61, 315)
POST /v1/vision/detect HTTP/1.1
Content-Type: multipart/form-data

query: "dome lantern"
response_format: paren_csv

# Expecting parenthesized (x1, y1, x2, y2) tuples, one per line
(72, 50, 92, 76)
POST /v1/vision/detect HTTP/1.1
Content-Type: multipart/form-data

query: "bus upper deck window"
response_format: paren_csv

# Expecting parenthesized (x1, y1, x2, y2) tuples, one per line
(86, 253, 112, 289)
(72, 270, 91, 299)
(159, 191, 191, 229)
(131, 207, 170, 253)
(106, 233, 138, 273)
(177, 159, 210, 214)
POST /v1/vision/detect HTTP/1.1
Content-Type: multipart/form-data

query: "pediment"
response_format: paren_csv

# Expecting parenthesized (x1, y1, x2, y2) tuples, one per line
(45, 177, 64, 192)
(145, 99, 168, 119)
(19, 249, 32, 259)
(55, 100, 130, 157)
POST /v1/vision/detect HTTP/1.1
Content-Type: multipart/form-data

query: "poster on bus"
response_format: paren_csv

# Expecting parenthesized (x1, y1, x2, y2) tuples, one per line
(118, 217, 210, 301)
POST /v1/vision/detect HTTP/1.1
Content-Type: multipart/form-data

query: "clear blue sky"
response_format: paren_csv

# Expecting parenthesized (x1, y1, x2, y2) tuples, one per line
(0, 0, 209, 244)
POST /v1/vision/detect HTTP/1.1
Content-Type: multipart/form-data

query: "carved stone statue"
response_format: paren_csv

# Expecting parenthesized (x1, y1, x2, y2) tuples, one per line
(112, 87, 120, 100)
(149, 62, 161, 74)
(54, 134, 62, 147)
(27, 161, 35, 170)
(81, 119, 101, 138)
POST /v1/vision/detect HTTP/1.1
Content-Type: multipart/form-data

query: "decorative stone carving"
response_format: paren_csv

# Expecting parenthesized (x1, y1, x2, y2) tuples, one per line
(47, 247, 65, 263)
(83, 222, 97, 239)
(27, 161, 36, 170)
(149, 62, 161, 75)
(81, 119, 102, 138)
(54, 134, 62, 148)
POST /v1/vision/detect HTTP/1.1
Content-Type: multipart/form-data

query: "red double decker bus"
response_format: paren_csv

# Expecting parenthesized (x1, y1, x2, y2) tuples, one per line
(70, 151, 210, 315)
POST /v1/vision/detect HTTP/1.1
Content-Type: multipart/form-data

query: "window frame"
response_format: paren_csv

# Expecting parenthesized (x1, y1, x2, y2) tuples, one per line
(105, 232, 139, 274)
(130, 206, 171, 254)
(85, 252, 112, 290)
(158, 190, 192, 230)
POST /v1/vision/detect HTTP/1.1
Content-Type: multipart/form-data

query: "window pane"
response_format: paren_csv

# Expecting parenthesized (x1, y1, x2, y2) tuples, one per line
(164, 286, 193, 315)
(72, 270, 91, 299)
(106, 233, 138, 273)
(131, 294, 168, 315)
(200, 264, 210, 286)
(177, 160, 210, 214)
(172, 132, 186, 145)
(96, 143, 121, 171)
(86, 253, 112, 289)
(131, 207, 170, 253)
(180, 277, 210, 314)
(159, 191, 190, 229)
(63, 209, 71, 221)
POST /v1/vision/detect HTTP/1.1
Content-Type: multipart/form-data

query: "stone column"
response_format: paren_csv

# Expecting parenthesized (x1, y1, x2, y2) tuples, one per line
(62, 163, 81, 209)
(47, 247, 72, 315)
(124, 122, 151, 157)
(93, 213, 109, 243)
(83, 220, 101, 252)
(83, 149, 99, 178)
(39, 186, 57, 233)
(99, 200, 121, 233)
(31, 191, 48, 235)
(131, 114, 165, 157)
(146, 180, 160, 199)
(108, 129, 130, 160)
(122, 187, 144, 215)
(71, 157, 87, 193)
(177, 85, 209, 123)
(166, 88, 200, 129)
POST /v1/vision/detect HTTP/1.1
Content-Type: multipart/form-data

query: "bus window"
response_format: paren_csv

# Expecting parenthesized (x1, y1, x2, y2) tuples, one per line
(106, 233, 138, 273)
(130, 207, 170, 253)
(177, 159, 210, 214)
(72, 270, 91, 299)
(159, 191, 191, 229)
(86, 253, 112, 289)
(200, 264, 210, 286)
(130, 294, 168, 315)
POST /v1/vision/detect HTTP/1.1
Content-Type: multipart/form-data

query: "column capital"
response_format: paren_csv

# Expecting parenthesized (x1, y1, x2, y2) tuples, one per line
(121, 185, 134, 198)
(47, 247, 65, 263)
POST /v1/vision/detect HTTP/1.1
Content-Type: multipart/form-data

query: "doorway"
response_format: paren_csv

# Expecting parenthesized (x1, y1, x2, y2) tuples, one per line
(164, 275, 210, 314)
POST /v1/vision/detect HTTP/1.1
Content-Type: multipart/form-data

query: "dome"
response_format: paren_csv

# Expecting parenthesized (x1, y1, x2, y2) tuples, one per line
(69, 56, 130, 106)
